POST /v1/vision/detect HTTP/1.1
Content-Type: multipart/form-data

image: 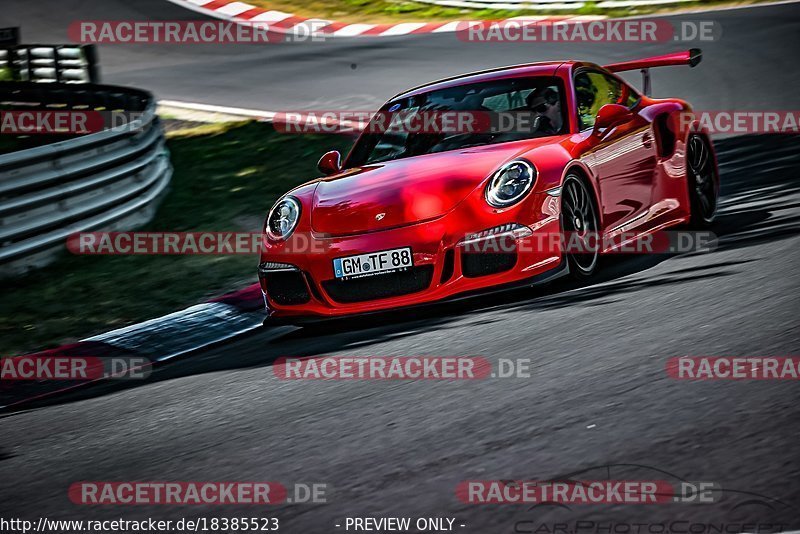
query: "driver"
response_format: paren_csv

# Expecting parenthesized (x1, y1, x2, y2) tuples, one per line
(526, 87, 563, 134)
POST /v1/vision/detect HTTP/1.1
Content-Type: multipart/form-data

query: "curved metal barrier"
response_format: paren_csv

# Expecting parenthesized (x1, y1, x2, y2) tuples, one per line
(0, 82, 172, 276)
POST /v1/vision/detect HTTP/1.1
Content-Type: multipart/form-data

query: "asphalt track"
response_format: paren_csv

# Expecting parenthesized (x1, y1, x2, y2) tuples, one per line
(1, 1, 800, 531)
(4, 1, 800, 111)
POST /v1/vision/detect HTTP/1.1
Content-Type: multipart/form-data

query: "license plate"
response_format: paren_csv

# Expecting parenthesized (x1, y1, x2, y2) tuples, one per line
(333, 247, 413, 279)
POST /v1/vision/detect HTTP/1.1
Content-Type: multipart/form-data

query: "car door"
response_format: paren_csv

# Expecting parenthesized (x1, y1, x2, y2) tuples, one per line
(575, 69, 658, 233)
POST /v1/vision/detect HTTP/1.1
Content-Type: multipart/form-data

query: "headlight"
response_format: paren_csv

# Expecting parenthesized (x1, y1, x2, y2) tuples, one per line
(266, 196, 301, 241)
(485, 160, 536, 208)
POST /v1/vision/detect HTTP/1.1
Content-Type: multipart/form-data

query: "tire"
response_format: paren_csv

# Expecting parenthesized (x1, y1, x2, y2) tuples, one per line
(687, 134, 719, 228)
(561, 174, 600, 279)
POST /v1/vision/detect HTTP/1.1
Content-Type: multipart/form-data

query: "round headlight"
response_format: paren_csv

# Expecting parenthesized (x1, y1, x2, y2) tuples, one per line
(485, 160, 536, 208)
(266, 196, 301, 241)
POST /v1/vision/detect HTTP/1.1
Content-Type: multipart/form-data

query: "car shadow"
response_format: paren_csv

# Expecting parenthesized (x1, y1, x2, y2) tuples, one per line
(2, 134, 798, 413)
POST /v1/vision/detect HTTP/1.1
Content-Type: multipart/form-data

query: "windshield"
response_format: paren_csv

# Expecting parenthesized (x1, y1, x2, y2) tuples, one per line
(346, 76, 566, 167)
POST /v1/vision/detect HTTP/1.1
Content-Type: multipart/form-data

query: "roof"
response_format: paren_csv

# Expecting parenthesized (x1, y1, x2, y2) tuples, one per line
(389, 61, 570, 101)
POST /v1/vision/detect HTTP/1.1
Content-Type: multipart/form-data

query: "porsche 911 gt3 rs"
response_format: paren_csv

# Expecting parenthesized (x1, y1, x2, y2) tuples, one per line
(258, 49, 719, 320)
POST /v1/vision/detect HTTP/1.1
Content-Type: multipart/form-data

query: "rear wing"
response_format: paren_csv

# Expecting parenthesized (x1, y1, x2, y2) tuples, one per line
(603, 49, 702, 96)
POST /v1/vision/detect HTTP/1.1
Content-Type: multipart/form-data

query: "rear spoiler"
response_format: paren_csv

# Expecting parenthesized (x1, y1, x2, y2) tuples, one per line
(603, 49, 702, 96)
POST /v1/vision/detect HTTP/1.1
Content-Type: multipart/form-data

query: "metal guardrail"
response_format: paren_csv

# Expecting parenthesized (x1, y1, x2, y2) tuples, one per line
(0, 82, 172, 276)
(412, 0, 695, 9)
(0, 44, 99, 83)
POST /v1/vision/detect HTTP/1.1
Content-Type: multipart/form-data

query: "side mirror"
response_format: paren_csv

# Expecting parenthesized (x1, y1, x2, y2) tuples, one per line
(593, 104, 633, 135)
(318, 150, 342, 176)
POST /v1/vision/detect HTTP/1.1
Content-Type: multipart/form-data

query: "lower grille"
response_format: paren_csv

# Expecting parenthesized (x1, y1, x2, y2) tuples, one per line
(260, 270, 311, 305)
(322, 265, 434, 304)
(461, 250, 517, 278)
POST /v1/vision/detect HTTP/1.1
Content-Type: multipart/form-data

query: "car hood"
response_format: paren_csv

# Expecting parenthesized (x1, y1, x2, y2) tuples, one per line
(311, 139, 556, 236)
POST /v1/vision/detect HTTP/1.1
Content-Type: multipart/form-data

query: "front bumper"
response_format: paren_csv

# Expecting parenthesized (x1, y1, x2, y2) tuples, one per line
(258, 192, 563, 318)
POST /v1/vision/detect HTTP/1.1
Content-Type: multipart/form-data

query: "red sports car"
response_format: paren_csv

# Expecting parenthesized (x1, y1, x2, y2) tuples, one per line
(259, 49, 719, 320)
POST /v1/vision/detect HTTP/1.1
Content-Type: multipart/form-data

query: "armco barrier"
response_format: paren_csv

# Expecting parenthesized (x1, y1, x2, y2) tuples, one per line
(0, 82, 172, 276)
(0, 44, 99, 83)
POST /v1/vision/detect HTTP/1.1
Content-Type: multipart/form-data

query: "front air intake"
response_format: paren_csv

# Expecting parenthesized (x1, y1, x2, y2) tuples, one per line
(322, 265, 434, 304)
(461, 249, 517, 278)
(258, 263, 311, 305)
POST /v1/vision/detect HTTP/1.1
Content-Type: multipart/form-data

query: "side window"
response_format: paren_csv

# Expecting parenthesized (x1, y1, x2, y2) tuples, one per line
(574, 71, 637, 131)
